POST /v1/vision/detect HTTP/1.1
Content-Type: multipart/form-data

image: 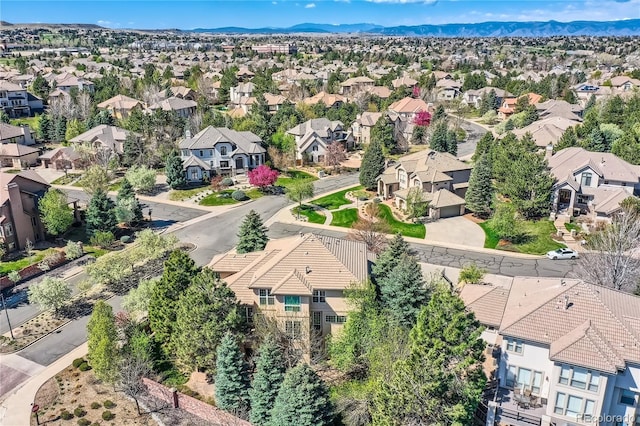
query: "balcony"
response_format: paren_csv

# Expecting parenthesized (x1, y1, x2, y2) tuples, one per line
(494, 387, 546, 426)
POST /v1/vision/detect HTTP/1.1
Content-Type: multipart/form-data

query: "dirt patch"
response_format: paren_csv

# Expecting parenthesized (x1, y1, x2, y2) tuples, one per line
(463, 213, 486, 224)
(34, 377, 59, 409)
(184, 372, 215, 401)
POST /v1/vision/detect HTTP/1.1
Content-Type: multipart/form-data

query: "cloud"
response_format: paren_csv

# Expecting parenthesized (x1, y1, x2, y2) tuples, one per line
(366, 0, 437, 4)
(305, 2, 316, 7)
(272, 1, 277, 4)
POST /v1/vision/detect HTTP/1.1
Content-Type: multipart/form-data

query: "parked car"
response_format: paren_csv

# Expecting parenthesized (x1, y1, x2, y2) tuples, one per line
(546, 248, 579, 260)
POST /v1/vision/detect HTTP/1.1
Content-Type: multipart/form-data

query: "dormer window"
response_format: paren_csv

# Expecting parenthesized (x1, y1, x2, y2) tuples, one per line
(581, 172, 592, 187)
(220, 146, 227, 156)
(312, 145, 318, 152)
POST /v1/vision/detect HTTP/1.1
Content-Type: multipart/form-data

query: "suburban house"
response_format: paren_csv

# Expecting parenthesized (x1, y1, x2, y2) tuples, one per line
(0, 143, 39, 168)
(339, 76, 375, 96)
(53, 73, 95, 93)
(178, 126, 266, 182)
(573, 82, 612, 105)
(300, 91, 345, 109)
(387, 97, 430, 121)
(97, 94, 145, 119)
(462, 87, 512, 110)
(69, 125, 134, 155)
(511, 117, 581, 148)
(147, 97, 197, 118)
(38, 147, 84, 171)
(436, 78, 463, 101)
(235, 68, 255, 82)
(263, 93, 287, 114)
(535, 99, 583, 122)
(547, 147, 640, 219)
(0, 80, 31, 118)
(351, 112, 383, 145)
(0, 122, 35, 145)
(209, 233, 372, 361)
(460, 276, 640, 426)
(392, 76, 418, 90)
(287, 118, 354, 165)
(172, 86, 197, 101)
(230, 82, 255, 106)
(610, 76, 640, 92)
(0, 170, 49, 252)
(376, 149, 472, 219)
(498, 93, 543, 120)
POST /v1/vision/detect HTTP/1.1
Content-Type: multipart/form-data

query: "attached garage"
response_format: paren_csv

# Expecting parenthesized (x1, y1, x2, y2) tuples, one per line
(439, 205, 461, 218)
(427, 189, 466, 220)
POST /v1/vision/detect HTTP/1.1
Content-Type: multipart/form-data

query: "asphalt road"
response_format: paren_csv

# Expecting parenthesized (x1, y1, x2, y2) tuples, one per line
(454, 115, 488, 159)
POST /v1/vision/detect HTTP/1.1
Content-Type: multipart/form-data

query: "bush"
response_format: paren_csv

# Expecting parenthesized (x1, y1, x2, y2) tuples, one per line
(74, 407, 87, 417)
(102, 410, 115, 421)
(373, 198, 381, 204)
(78, 362, 91, 371)
(231, 190, 248, 201)
(65, 241, 84, 260)
(72, 358, 86, 368)
(218, 192, 231, 198)
(103, 400, 116, 409)
(77, 419, 91, 426)
(222, 178, 234, 187)
(89, 231, 115, 249)
(60, 410, 74, 420)
(90, 402, 101, 410)
(120, 235, 132, 244)
(458, 263, 487, 285)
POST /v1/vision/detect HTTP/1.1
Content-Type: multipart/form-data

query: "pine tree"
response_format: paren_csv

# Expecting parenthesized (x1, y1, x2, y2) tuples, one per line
(555, 127, 578, 152)
(116, 179, 143, 224)
(87, 300, 119, 383)
(446, 129, 458, 156)
(249, 336, 286, 426)
(359, 138, 385, 190)
(584, 94, 596, 112)
(268, 363, 333, 426)
(237, 210, 269, 254)
(429, 120, 449, 152)
(372, 233, 411, 282)
(465, 153, 494, 218)
(38, 114, 52, 141)
(472, 131, 494, 162)
(587, 127, 607, 152)
(215, 333, 250, 414)
(432, 105, 446, 121)
(378, 253, 429, 327)
(85, 189, 116, 236)
(149, 250, 198, 348)
(123, 134, 145, 167)
(53, 116, 67, 143)
(370, 116, 395, 152)
(165, 151, 186, 189)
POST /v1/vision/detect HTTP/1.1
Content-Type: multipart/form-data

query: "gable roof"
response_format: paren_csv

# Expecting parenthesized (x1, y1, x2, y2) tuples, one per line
(459, 285, 510, 329)
(97, 94, 143, 110)
(179, 126, 265, 154)
(287, 118, 343, 137)
(0, 143, 39, 157)
(388, 97, 429, 114)
(69, 125, 132, 154)
(148, 96, 196, 111)
(549, 147, 640, 184)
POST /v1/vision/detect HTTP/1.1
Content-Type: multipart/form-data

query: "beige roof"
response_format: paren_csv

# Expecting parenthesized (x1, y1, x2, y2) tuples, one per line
(511, 116, 580, 147)
(340, 76, 374, 87)
(0, 143, 39, 157)
(549, 147, 640, 184)
(392, 76, 417, 88)
(386, 149, 471, 181)
(388, 97, 429, 114)
(0, 123, 30, 141)
(366, 86, 392, 98)
(302, 91, 345, 107)
(207, 252, 262, 273)
(148, 96, 196, 111)
(97, 94, 143, 110)
(425, 188, 465, 208)
(460, 284, 510, 328)
(263, 93, 287, 106)
(358, 112, 383, 127)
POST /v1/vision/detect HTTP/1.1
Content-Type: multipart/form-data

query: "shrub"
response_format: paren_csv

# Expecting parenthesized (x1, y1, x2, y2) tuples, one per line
(222, 177, 234, 187)
(77, 419, 91, 426)
(72, 358, 86, 368)
(120, 235, 132, 244)
(103, 400, 116, 409)
(231, 190, 248, 201)
(65, 241, 84, 260)
(458, 263, 487, 285)
(89, 231, 115, 249)
(218, 192, 231, 198)
(101, 410, 115, 421)
(210, 175, 224, 191)
(74, 407, 87, 417)
(78, 362, 91, 371)
(90, 402, 101, 410)
(60, 410, 74, 420)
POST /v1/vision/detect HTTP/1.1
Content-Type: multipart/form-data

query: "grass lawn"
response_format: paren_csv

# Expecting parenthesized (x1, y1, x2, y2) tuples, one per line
(51, 173, 82, 185)
(64, 225, 109, 258)
(275, 170, 317, 190)
(199, 188, 263, 206)
(0, 248, 60, 276)
(480, 219, 565, 254)
(10, 116, 39, 130)
(377, 204, 426, 239)
(292, 204, 326, 224)
(312, 185, 363, 210)
(565, 222, 581, 233)
(331, 208, 359, 228)
(169, 185, 210, 201)
(107, 179, 122, 192)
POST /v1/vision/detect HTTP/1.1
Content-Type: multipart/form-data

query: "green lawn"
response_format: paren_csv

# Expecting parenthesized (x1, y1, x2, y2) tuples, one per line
(51, 173, 82, 185)
(199, 188, 263, 206)
(10, 116, 39, 130)
(480, 219, 565, 254)
(169, 186, 210, 201)
(377, 204, 426, 239)
(565, 222, 581, 233)
(292, 205, 326, 224)
(331, 208, 359, 228)
(275, 170, 317, 190)
(0, 248, 59, 276)
(312, 185, 363, 211)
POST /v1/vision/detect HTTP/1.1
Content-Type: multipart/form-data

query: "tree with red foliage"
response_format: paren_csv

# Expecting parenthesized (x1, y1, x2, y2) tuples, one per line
(248, 164, 279, 191)
(412, 85, 421, 99)
(413, 110, 432, 127)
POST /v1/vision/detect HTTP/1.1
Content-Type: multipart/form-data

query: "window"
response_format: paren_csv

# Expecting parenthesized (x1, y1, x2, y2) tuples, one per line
(506, 338, 523, 353)
(259, 289, 275, 306)
(620, 389, 637, 406)
(243, 306, 254, 324)
(312, 311, 322, 331)
(558, 365, 599, 392)
(199, 150, 204, 157)
(312, 145, 318, 152)
(581, 172, 592, 187)
(190, 169, 199, 180)
(220, 161, 229, 168)
(5, 224, 13, 236)
(576, 194, 590, 205)
(506, 365, 544, 395)
(285, 320, 302, 339)
(220, 146, 227, 155)
(554, 392, 595, 419)
(312, 290, 326, 303)
(284, 296, 301, 312)
(325, 315, 347, 324)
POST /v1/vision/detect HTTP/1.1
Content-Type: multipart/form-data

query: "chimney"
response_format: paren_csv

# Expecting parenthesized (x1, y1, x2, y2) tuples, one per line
(185, 129, 191, 139)
(545, 143, 553, 161)
(305, 266, 311, 274)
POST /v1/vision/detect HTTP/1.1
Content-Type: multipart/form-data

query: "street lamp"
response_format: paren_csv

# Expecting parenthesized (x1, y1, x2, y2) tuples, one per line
(1, 291, 14, 340)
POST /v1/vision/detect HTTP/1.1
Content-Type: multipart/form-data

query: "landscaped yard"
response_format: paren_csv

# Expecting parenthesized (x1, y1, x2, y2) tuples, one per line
(330, 208, 359, 228)
(480, 219, 565, 254)
(275, 170, 317, 190)
(198, 188, 262, 206)
(312, 185, 363, 210)
(168, 185, 210, 201)
(51, 174, 82, 186)
(377, 204, 426, 239)
(565, 222, 581, 233)
(0, 248, 60, 276)
(292, 205, 326, 224)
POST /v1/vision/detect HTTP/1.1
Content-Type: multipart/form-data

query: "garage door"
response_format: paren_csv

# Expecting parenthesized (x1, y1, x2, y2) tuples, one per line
(440, 206, 460, 218)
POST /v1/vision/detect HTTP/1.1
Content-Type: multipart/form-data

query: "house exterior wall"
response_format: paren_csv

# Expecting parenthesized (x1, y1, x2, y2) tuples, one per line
(0, 181, 46, 252)
(499, 338, 555, 400)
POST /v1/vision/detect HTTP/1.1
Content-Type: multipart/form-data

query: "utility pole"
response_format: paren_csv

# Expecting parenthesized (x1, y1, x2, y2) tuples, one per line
(1, 292, 15, 340)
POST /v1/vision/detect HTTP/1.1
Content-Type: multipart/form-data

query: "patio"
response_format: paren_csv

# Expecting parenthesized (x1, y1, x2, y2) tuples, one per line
(495, 387, 546, 426)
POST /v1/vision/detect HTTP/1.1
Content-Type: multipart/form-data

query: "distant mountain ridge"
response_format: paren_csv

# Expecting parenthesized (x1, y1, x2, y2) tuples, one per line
(190, 19, 640, 36)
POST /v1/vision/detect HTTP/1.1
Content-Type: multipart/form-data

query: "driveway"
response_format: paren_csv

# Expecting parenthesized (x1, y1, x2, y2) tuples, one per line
(425, 216, 485, 248)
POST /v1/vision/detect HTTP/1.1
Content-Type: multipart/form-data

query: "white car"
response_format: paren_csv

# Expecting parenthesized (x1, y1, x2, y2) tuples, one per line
(546, 248, 579, 260)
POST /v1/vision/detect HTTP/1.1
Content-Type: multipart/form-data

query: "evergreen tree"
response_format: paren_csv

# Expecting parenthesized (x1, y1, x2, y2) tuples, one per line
(236, 210, 269, 254)
(586, 127, 607, 152)
(446, 129, 458, 156)
(359, 138, 385, 190)
(215, 333, 250, 414)
(500, 152, 554, 219)
(38, 114, 52, 141)
(465, 153, 494, 218)
(370, 116, 395, 152)
(123, 134, 146, 167)
(612, 129, 640, 165)
(53, 116, 67, 143)
(172, 269, 242, 372)
(555, 127, 578, 152)
(87, 300, 119, 383)
(429, 120, 449, 152)
(472, 131, 494, 162)
(378, 253, 429, 327)
(165, 151, 186, 189)
(116, 178, 143, 224)
(85, 189, 116, 236)
(432, 105, 446, 121)
(149, 250, 198, 347)
(372, 233, 411, 282)
(249, 336, 286, 426)
(584, 94, 597, 112)
(268, 363, 333, 426)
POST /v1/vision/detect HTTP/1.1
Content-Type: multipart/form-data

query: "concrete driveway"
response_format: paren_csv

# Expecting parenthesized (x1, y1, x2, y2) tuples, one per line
(425, 216, 486, 248)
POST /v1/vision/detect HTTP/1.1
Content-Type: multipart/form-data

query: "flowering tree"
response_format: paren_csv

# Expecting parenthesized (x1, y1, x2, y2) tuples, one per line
(248, 164, 280, 191)
(413, 110, 432, 127)
(412, 85, 421, 99)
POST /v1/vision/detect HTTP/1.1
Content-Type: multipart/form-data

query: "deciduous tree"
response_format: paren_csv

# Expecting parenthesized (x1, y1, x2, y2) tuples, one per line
(324, 142, 347, 172)
(80, 165, 110, 195)
(286, 181, 315, 217)
(39, 188, 74, 236)
(87, 300, 119, 383)
(348, 204, 391, 255)
(27, 276, 71, 315)
(248, 164, 279, 191)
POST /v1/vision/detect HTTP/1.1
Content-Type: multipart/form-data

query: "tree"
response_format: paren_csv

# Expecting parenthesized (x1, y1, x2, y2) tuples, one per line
(500, 152, 553, 219)
(465, 153, 494, 218)
(38, 114, 53, 141)
(236, 210, 269, 254)
(27, 277, 71, 315)
(248, 164, 279, 191)
(491, 202, 523, 242)
(432, 105, 446, 121)
(585, 127, 607, 152)
(39, 188, 74, 236)
(122, 133, 146, 167)
(446, 128, 458, 156)
(30, 75, 50, 100)
(87, 300, 119, 383)
(64, 240, 83, 260)
(268, 363, 333, 426)
(125, 165, 157, 194)
(149, 250, 198, 346)
(413, 110, 431, 127)
(324, 142, 347, 172)
(472, 131, 494, 162)
(378, 253, 429, 327)
(215, 333, 250, 414)
(122, 277, 159, 318)
(172, 269, 242, 372)
(372, 233, 411, 282)
(249, 335, 286, 426)
(429, 120, 449, 152)
(411, 125, 427, 145)
(64, 118, 86, 141)
(458, 263, 487, 285)
(359, 139, 385, 190)
(347, 203, 391, 255)
(371, 116, 395, 152)
(405, 187, 428, 219)
(576, 206, 640, 292)
(286, 181, 314, 216)
(117, 350, 151, 415)
(374, 287, 486, 425)
(85, 189, 116, 236)
(165, 151, 186, 189)
(115, 179, 143, 225)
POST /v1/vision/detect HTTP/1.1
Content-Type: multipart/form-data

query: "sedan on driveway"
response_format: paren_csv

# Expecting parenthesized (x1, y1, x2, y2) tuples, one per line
(547, 248, 579, 260)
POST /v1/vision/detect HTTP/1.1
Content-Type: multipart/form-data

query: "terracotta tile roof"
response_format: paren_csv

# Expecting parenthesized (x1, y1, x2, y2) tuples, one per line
(460, 284, 510, 328)
(208, 252, 262, 273)
(549, 147, 640, 184)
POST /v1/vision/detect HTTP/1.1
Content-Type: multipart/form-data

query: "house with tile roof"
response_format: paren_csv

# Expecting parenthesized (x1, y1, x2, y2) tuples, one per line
(498, 93, 543, 120)
(287, 118, 354, 165)
(376, 148, 472, 219)
(339, 76, 375, 96)
(351, 112, 383, 145)
(460, 277, 640, 426)
(510, 117, 581, 148)
(147, 96, 197, 118)
(69, 124, 135, 156)
(0, 122, 35, 145)
(547, 147, 640, 219)
(209, 233, 372, 361)
(97, 94, 144, 119)
(387, 96, 430, 121)
(0, 143, 39, 168)
(0, 80, 33, 118)
(178, 126, 266, 182)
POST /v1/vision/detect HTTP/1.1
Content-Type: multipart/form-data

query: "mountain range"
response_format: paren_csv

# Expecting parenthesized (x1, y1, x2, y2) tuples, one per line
(190, 19, 640, 37)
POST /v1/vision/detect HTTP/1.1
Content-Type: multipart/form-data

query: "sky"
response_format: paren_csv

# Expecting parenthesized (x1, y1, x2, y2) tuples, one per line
(1, 0, 638, 29)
